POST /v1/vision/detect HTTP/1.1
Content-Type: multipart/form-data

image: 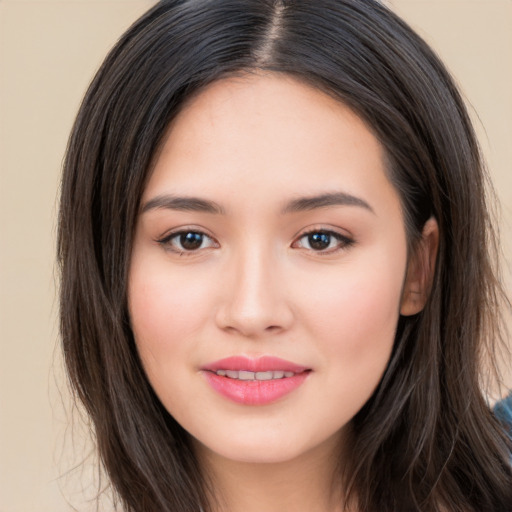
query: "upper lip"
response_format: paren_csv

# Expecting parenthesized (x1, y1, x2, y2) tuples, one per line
(201, 356, 309, 373)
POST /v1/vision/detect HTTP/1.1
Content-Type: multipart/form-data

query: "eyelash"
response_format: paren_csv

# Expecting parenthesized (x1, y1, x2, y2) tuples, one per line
(157, 228, 219, 255)
(157, 228, 354, 256)
(292, 229, 355, 255)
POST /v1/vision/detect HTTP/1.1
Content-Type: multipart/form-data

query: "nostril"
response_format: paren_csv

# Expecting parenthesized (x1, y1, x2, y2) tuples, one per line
(214, 282, 295, 336)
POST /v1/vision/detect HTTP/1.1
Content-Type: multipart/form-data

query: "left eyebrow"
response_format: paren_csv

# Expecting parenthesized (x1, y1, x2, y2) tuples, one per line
(140, 194, 226, 215)
(281, 192, 375, 215)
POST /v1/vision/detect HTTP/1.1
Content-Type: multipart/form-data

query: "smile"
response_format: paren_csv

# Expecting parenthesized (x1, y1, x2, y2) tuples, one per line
(202, 356, 311, 405)
(214, 370, 296, 380)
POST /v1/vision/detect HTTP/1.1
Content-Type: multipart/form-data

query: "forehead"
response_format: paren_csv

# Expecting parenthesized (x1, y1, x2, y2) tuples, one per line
(160, 72, 380, 161)
(144, 73, 399, 219)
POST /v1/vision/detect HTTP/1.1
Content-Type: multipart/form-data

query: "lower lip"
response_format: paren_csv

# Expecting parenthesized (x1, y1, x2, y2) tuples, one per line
(203, 371, 310, 405)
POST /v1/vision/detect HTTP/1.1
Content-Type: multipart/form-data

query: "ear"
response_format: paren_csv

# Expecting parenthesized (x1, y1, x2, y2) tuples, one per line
(400, 217, 439, 316)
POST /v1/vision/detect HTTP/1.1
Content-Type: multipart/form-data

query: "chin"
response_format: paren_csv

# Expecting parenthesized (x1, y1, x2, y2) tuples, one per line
(192, 425, 342, 467)
(210, 445, 308, 465)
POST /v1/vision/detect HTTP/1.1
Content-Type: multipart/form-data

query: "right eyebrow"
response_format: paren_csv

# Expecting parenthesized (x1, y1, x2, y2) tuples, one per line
(282, 191, 374, 215)
(140, 194, 226, 215)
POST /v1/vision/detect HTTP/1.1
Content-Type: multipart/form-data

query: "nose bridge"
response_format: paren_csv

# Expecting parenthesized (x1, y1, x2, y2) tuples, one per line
(217, 237, 292, 336)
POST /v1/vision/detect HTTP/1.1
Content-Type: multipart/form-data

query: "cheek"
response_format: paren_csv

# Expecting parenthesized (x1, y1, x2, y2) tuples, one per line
(127, 264, 209, 413)
(298, 253, 405, 367)
(129, 262, 209, 345)
(127, 260, 216, 391)
(299, 264, 404, 423)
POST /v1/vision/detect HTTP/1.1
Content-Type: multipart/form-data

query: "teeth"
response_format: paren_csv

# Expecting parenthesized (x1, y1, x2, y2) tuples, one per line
(215, 370, 296, 380)
(255, 371, 273, 381)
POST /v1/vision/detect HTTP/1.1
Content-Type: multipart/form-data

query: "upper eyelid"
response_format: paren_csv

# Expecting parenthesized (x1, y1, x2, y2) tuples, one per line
(155, 226, 354, 249)
(156, 230, 218, 259)
(297, 230, 349, 241)
(293, 224, 353, 241)
(291, 228, 355, 253)
(157, 226, 216, 243)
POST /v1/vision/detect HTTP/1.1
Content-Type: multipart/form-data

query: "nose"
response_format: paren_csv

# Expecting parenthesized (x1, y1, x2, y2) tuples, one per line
(215, 246, 294, 338)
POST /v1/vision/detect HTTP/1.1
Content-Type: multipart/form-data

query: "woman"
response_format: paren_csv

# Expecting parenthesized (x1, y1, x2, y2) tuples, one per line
(58, 0, 512, 510)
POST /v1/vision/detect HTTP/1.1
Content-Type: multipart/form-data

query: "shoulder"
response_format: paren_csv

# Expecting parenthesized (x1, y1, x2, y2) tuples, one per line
(494, 392, 512, 438)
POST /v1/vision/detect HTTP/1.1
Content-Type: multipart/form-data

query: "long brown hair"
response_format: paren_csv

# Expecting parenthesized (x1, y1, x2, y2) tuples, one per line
(58, 1, 512, 510)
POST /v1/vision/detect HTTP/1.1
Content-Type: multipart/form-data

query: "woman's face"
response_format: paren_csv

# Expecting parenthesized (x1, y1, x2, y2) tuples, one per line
(129, 73, 415, 465)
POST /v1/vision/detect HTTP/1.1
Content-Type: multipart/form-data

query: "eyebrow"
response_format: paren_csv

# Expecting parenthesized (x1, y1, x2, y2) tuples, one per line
(141, 191, 374, 216)
(282, 192, 374, 215)
(141, 195, 226, 215)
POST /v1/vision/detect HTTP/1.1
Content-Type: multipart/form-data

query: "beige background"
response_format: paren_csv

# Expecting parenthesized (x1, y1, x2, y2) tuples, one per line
(0, 1, 510, 511)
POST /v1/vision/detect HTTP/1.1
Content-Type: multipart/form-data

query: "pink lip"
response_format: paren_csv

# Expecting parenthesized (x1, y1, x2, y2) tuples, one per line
(201, 356, 311, 406)
(202, 356, 308, 373)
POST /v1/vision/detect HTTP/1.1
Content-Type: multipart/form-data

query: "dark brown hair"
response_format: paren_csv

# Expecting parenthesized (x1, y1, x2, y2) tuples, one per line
(58, 1, 512, 510)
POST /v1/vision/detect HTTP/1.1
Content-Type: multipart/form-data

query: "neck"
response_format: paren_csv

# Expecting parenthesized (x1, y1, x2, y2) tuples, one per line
(196, 435, 350, 512)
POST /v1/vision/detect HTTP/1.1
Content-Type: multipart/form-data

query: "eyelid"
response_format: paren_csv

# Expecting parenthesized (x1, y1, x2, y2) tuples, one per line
(154, 225, 354, 256)
(291, 226, 355, 254)
(156, 226, 219, 254)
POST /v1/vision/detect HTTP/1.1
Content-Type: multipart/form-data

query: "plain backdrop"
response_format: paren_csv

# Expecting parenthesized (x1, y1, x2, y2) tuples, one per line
(0, 1, 511, 510)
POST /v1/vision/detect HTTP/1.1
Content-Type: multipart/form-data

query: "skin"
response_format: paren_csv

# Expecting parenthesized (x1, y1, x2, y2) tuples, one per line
(128, 73, 438, 512)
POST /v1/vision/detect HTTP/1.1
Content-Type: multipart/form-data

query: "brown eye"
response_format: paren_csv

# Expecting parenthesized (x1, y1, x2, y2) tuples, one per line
(294, 230, 354, 253)
(158, 230, 217, 253)
(308, 232, 332, 250)
(180, 232, 204, 250)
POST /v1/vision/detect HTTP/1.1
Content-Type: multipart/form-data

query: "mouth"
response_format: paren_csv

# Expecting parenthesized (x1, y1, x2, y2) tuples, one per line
(202, 355, 309, 373)
(201, 356, 311, 405)
(213, 369, 297, 380)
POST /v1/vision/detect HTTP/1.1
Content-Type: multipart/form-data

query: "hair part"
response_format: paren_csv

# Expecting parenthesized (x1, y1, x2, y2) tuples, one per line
(252, 0, 285, 66)
(58, 1, 512, 511)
